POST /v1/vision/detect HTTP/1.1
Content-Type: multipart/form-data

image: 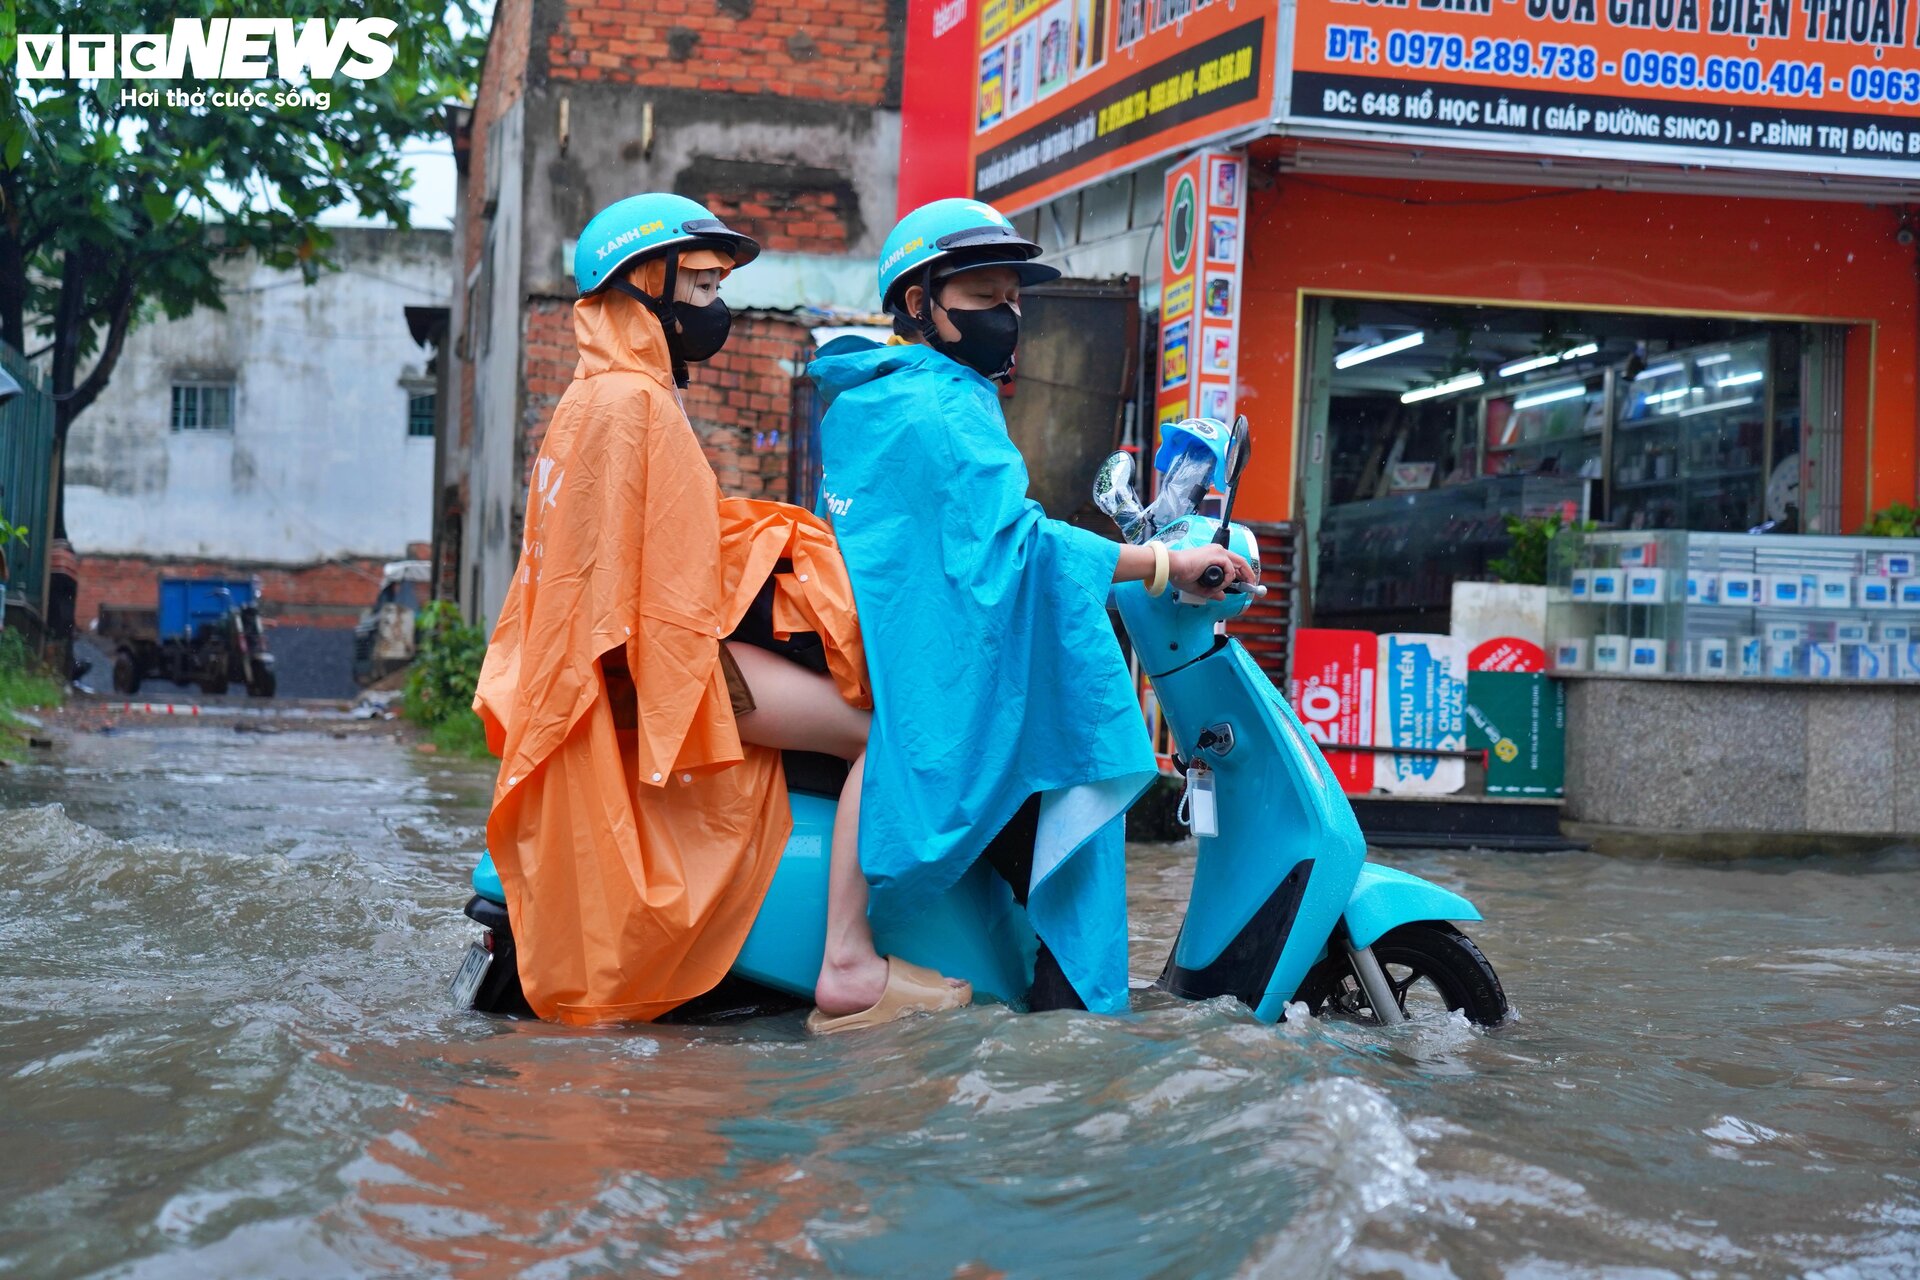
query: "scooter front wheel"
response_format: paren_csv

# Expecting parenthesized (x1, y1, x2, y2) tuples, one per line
(1297, 923, 1509, 1027)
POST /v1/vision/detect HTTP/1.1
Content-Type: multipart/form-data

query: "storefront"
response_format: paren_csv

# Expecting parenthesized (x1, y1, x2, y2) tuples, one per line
(898, 0, 1919, 626)
(899, 0, 1920, 837)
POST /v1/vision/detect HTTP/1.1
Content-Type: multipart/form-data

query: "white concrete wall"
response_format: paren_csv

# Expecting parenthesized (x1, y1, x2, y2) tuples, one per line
(463, 97, 527, 630)
(65, 227, 451, 564)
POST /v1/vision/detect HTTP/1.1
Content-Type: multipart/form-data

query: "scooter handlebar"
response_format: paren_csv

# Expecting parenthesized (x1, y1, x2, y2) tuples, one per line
(1189, 567, 1266, 598)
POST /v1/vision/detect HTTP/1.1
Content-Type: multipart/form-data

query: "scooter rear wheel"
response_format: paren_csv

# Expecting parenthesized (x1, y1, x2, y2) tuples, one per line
(1296, 923, 1508, 1027)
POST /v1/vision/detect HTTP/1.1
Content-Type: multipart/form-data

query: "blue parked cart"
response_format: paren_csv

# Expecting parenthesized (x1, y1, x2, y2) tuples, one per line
(97, 578, 276, 697)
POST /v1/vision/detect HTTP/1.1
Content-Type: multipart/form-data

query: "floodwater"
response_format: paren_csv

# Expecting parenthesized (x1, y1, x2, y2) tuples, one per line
(2, 724, 1917, 1280)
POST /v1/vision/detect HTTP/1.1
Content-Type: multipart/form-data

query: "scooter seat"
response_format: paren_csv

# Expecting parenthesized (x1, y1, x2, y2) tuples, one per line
(465, 751, 847, 908)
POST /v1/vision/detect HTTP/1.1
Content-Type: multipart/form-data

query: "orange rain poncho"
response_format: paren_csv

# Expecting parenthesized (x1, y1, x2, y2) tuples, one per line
(473, 259, 869, 1025)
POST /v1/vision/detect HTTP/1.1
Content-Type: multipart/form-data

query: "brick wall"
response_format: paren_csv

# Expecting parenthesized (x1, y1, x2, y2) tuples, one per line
(76, 555, 396, 632)
(683, 313, 806, 500)
(700, 188, 850, 255)
(544, 0, 895, 103)
(516, 305, 800, 503)
(522, 298, 577, 479)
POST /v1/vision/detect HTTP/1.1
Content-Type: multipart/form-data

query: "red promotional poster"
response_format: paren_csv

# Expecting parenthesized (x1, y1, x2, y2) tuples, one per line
(1470, 637, 1548, 673)
(1290, 628, 1377, 794)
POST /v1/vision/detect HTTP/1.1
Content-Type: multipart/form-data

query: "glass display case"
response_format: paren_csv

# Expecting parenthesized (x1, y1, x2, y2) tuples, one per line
(1548, 529, 1920, 680)
(1610, 337, 1771, 532)
(1318, 475, 1587, 621)
(1481, 370, 1609, 485)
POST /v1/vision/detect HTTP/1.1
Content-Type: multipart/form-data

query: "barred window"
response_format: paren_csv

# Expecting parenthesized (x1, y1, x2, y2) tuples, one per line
(408, 391, 436, 438)
(170, 383, 234, 432)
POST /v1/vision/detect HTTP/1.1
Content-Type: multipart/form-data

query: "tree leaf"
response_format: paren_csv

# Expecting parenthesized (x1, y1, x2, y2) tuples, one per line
(140, 190, 176, 226)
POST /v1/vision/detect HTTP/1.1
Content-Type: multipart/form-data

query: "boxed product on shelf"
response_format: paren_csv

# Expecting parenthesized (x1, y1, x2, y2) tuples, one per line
(1590, 568, 1624, 602)
(1849, 642, 1892, 679)
(1836, 620, 1872, 643)
(1814, 573, 1852, 608)
(1766, 574, 1806, 607)
(1765, 643, 1800, 677)
(1554, 637, 1589, 670)
(1719, 573, 1760, 605)
(1570, 570, 1592, 602)
(1806, 641, 1841, 678)
(1895, 578, 1920, 608)
(1626, 568, 1668, 603)
(1685, 571, 1718, 603)
(1738, 637, 1763, 676)
(1695, 638, 1730, 673)
(1593, 634, 1630, 672)
(1763, 620, 1806, 645)
(1629, 637, 1667, 673)
(1878, 621, 1914, 644)
(1856, 576, 1895, 608)
(1881, 551, 1917, 576)
(1897, 640, 1920, 679)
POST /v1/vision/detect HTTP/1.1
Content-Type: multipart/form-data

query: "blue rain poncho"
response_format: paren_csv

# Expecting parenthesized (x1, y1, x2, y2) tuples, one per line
(808, 338, 1159, 1013)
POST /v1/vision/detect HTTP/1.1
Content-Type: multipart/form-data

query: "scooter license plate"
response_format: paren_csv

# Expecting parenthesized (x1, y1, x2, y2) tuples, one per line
(449, 940, 492, 1008)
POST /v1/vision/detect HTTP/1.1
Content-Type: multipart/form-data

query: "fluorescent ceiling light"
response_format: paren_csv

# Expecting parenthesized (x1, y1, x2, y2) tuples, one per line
(1497, 353, 1559, 377)
(1646, 387, 1690, 404)
(1497, 342, 1601, 379)
(1679, 395, 1753, 417)
(1401, 372, 1484, 404)
(1336, 331, 1425, 369)
(1696, 352, 1733, 366)
(1717, 371, 1765, 388)
(1511, 384, 1587, 410)
(1634, 361, 1684, 381)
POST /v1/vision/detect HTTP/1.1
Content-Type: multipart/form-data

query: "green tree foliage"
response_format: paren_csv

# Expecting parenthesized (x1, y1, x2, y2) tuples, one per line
(1862, 503, 1918, 538)
(0, 1, 483, 534)
(1489, 512, 1593, 586)
(403, 600, 490, 757)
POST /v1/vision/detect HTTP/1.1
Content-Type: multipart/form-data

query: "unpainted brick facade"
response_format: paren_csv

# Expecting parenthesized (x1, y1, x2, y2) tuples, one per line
(545, 0, 893, 102)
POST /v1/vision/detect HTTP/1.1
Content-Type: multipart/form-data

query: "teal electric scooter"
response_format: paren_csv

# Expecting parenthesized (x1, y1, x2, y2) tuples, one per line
(454, 417, 1508, 1028)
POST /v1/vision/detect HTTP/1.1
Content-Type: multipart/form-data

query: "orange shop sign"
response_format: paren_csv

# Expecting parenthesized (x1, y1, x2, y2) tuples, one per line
(1284, 0, 1920, 172)
(969, 0, 1277, 209)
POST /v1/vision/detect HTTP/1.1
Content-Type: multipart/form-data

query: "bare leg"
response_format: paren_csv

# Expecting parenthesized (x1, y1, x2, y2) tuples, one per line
(725, 643, 963, 1015)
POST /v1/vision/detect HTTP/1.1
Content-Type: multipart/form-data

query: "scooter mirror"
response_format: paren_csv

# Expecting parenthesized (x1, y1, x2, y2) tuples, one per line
(1210, 416, 1253, 552)
(1093, 450, 1149, 542)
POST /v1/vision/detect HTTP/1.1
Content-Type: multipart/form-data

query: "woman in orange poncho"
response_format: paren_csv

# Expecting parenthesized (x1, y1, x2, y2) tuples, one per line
(473, 194, 968, 1027)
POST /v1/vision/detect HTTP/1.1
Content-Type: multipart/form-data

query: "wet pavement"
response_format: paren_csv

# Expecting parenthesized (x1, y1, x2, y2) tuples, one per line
(2, 722, 1917, 1279)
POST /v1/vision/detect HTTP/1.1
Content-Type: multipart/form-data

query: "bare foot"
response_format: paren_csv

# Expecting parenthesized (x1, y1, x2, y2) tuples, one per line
(814, 953, 968, 1016)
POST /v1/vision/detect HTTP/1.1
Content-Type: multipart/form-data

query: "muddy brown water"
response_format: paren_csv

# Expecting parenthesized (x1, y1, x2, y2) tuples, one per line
(2, 723, 1916, 1278)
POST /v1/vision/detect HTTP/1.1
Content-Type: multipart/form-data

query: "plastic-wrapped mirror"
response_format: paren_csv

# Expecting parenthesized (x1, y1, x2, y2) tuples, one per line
(1093, 450, 1149, 543)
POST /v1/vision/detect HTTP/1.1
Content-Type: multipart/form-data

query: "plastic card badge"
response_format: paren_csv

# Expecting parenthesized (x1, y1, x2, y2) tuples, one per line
(1185, 764, 1219, 838)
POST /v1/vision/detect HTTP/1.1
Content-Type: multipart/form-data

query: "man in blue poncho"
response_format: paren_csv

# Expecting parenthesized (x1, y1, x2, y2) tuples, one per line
(805, 198, 1253, 1028)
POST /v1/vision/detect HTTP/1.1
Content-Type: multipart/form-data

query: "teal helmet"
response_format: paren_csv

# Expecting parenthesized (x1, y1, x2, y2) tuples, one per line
(877, 198, 1059, 314)
(571, 192, 760, 296)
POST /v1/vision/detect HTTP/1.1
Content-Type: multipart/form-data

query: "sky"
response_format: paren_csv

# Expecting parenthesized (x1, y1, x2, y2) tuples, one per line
(396, 139, 457, 229)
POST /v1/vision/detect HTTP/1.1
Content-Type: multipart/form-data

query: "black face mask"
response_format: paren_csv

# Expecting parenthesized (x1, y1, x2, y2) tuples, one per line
(931, 301, 1020, 381)
(670, 297, 731, 364)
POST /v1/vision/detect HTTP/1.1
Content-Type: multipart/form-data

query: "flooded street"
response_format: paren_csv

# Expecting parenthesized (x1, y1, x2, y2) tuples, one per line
(3, 722, 1917, 1279)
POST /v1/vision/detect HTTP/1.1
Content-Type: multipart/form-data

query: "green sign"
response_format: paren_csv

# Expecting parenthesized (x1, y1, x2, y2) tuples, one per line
(1167, 174, 1196, 276)
(1465, 672, 1565, 799)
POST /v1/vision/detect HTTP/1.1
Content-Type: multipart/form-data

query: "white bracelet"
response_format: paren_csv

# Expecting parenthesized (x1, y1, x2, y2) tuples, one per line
(1147, 541, 1171, 596)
